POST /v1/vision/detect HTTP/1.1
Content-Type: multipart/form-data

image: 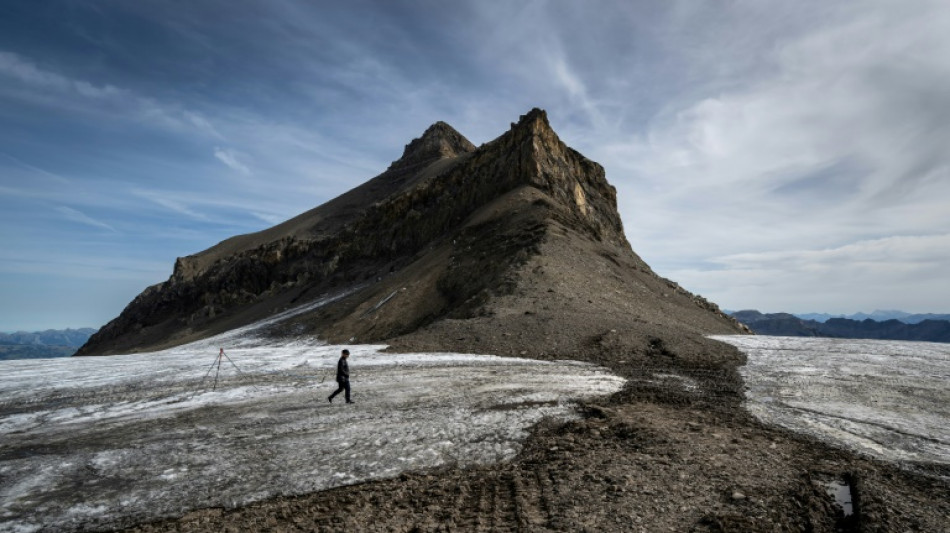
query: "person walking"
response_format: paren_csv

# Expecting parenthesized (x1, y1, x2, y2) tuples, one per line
(328, 349, 353, 404)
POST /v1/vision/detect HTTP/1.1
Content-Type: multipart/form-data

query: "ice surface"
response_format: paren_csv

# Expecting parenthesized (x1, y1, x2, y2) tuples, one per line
(0, 299, 624, 532)
(713, 335, 950, 471)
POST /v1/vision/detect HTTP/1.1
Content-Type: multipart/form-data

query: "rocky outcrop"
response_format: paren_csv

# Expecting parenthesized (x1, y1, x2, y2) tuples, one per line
(79, 109, 743, 356)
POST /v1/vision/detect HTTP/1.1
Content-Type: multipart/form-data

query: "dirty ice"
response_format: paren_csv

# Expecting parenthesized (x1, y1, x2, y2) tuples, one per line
(0, 298, 625, 532)
(714, 335, 950, 473)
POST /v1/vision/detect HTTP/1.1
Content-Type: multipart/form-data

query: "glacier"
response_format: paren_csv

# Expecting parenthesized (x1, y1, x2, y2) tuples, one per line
(0, 299, 624, 533)
(714, 335, 950, 473)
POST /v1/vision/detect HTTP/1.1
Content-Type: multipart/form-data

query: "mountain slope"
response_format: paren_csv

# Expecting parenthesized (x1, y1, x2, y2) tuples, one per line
(78, 109, 744, 364)
(78, 121, 478, 355)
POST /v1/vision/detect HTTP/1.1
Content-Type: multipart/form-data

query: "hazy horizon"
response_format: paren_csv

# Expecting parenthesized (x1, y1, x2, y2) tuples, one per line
(6, 308, 950, 336)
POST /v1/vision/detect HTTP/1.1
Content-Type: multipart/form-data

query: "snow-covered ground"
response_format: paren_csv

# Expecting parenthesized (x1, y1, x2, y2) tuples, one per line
(714, 335, 950, 472)
(0, 302, 624, 533)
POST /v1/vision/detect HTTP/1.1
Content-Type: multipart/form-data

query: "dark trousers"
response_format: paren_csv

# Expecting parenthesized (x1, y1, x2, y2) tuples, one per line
(329, 379, 351, 402)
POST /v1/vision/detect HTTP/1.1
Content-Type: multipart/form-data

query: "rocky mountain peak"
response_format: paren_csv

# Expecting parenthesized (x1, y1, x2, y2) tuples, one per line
(475, 108, 626, 246)
(389, 120, 476, 171)
(77, 108, 742, 356)
(511, 107, 552, 133)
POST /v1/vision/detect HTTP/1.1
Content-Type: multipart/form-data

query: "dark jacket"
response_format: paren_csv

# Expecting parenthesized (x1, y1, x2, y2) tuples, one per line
(336, 357, 349, 382)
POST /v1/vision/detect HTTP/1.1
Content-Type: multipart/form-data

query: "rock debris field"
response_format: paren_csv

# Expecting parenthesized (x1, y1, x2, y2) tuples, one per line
(0, 320, 624, 532)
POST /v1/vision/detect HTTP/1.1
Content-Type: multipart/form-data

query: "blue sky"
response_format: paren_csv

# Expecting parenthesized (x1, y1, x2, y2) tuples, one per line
(2, 1, 949, 331)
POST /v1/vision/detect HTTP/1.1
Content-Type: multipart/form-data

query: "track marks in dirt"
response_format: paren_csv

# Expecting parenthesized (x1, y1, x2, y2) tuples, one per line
(429, 469, 553, 532)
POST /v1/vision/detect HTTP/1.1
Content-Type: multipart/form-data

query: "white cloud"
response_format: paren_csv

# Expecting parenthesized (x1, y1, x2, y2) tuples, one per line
(0, 249, 168, 280)
(213, 147, 251, 176)
(130, 189, 209, 221)
(55, 206, 116, 232)
(0, 50, 221, 137)
(0, 50, 124, 99)
(184, 111, 224, 139)
(0, 151, 70, 183)
(667, 234, 950, 313)
(0, 51, 73, 90)
(251, 211, 286, 225)
(578, 1, 950, 312)
(713, 234, 950, 270)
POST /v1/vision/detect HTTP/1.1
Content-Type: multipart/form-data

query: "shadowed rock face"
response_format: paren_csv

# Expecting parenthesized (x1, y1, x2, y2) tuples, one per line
(78, 109, 743, 356)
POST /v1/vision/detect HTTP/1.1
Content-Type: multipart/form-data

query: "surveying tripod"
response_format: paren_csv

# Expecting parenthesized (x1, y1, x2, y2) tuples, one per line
(201, 347, 245, 391)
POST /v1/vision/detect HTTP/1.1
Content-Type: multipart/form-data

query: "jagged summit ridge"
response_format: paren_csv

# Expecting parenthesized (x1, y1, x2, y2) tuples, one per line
(511, 107, 551, 132)
(389, 120, 475, 171)
(488, 107, 627, 246)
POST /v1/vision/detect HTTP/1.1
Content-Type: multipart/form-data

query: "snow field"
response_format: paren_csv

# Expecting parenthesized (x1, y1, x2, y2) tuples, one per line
(713, 335, 950, 470)
(0, 335, 624, 533)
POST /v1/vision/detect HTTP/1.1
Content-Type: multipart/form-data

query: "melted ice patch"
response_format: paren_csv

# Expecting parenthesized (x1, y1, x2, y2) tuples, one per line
(713, 335, 950, 469)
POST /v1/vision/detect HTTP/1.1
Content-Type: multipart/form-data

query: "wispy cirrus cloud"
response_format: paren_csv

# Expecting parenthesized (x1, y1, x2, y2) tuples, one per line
(250, 211, 286, 225)
(713, 234, 950, 269)
(568, 1, 950, 313)
(0, 249, 168, 279)
(213, 147, 251, 176)
(129, 189, 209, 221)
(0, 151, 70, 183)
(0, 50, 219, 137)
(669, 234, 950, 314)
(0, 51, 122, 98)
(55, 206, 116, 232)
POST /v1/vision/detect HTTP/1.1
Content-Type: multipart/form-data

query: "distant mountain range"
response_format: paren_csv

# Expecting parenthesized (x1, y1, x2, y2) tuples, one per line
(0, 328, 97, 360)
(730, 310, 950, 343)
(792, 310, 950, 324)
